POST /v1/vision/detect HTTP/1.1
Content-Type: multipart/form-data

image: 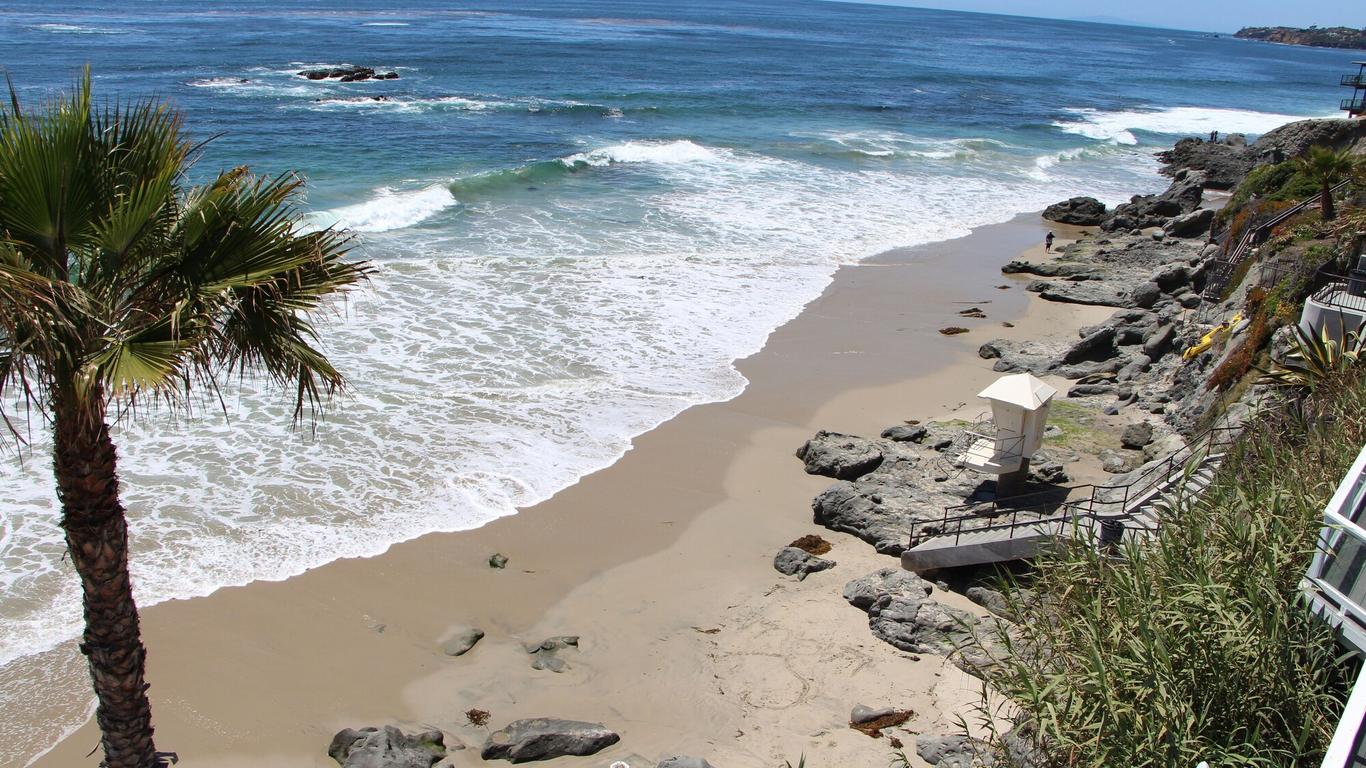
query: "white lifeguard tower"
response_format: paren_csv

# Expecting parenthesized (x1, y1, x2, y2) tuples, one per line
(959, 373, 1057, 496)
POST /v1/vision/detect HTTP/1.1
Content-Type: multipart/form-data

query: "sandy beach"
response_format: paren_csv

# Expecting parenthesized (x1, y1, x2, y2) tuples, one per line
(19, 215, 1113, 768)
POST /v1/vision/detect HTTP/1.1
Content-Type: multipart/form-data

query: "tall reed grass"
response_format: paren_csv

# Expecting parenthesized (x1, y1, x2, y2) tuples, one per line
(982, 374, 1366, 766)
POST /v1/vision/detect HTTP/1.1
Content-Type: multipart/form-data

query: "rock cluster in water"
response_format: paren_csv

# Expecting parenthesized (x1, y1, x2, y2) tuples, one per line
(299, 65, 399, 82)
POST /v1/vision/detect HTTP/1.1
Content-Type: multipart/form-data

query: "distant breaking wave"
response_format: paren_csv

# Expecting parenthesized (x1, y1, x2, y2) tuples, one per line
(1054, 105, 1324, 145)
(307, 186, 457, 233)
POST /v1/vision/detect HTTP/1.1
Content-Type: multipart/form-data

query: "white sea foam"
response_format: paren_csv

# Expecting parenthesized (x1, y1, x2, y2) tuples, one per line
(362, 21, 410, 26)
(561, 140, 721, 167)
(306, 185, 457, 232)
(31, 23, 126, 35)
(1054, 105, 1323, 145)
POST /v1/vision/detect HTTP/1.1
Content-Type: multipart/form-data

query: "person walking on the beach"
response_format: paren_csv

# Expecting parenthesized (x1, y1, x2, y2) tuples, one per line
(1045, 231, 1055, 252)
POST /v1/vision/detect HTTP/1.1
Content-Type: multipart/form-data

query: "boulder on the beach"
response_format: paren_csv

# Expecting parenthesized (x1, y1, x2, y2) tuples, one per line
(843, 568, 933, 610)
(1042, 196, 1107, 226)
(851, 704, 898, 725)
(1061, 327, 1118, 365)
(489, 552, 509, 569)
(481, 719, 620, 763)
(328, 726, 446, 768)
(773, 546, 836, 580)
(1120, 422, 1154, 449)
(525, 636, 579, 673)
(796, 430, 884, 480)
(1102, 180, 1202, 232)
(1163, 208, 1215, 238)
(657, 757, 716, 768)
(441, 627, 485, 657)
(881, 424, 929, 443)
(916, 734, 990, 768)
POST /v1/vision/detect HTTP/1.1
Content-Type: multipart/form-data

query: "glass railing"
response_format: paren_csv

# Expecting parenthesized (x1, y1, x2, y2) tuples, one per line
(1304, 445, 1366, 653)
(1343, 98, 1366, 112)
(1342, 74, 1366, 87)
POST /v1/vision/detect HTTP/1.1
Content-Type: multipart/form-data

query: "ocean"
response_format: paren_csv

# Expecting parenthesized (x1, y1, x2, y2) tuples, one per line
(0, 0, 1348, 760)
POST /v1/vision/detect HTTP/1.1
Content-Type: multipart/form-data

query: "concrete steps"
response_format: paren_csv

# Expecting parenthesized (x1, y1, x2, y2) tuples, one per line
(901, 452, 1226, 573)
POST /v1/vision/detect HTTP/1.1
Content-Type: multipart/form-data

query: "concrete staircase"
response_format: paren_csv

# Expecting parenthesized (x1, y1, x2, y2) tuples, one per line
(901, 449, 1227, 573)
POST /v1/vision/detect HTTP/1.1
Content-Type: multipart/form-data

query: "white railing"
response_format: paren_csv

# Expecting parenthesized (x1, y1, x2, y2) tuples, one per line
(1304, 444, 1366, 655)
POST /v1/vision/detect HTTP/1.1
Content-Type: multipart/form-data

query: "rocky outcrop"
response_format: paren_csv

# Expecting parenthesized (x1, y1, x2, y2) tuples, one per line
(299, 65, 399, 82)
(481, 719, 620, 763)
(1253, 118, 1366, 162)
(1163, 208, 1215, 239)
(844, 568, 934, 609)
(795, 431, 884, 480)
(773, 546, 836, 580)
(329, 726, 446, 768)
(1235, 26, 1366, 50)
(1156, 138, 1256, 190)
(1042, 196, 1107, 225)
(812, 437, 987, 554)
(1101, 180, 1202, 232)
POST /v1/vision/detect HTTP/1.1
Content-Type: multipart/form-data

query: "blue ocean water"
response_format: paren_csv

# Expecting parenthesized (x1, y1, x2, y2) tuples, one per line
(0, 0, 1350, 760)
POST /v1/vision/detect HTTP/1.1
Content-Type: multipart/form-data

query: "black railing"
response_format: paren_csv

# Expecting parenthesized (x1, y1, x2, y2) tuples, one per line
(1203, 180, 1353, 301)
(907, 425, 1240, 549)
(1341, 74, 1366, 87)
(1308, 268, 1366, 316)
(1343, 98, 1366, 113)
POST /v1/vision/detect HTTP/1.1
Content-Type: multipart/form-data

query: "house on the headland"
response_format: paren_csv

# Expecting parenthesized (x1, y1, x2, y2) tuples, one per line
(1303, 445, 1366, 766)
(1344, 62, 1366, 119)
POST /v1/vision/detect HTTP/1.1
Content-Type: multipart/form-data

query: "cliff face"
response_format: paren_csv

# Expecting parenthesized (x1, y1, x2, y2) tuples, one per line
(1234, 26, 1366, 50)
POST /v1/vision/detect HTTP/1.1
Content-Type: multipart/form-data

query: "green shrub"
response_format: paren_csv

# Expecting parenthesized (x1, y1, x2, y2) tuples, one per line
(981, 372, 1366, 766)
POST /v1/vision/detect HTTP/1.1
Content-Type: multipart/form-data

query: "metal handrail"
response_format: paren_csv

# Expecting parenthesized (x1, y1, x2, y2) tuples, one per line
(1308, 268, 1366, 315)
(1342, 74, 1366, 88)
(909, 424, 1240, 548)
(1343, 98, 1366, 112)
(1203, 179, 1353, 301)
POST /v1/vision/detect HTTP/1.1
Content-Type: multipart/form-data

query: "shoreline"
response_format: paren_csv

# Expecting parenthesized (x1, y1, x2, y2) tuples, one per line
(15, 212, 1112, 768)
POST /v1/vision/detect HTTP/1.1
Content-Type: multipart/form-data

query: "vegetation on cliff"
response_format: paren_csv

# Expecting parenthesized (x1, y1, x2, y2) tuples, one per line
(1234, 25, 1366, 50)
(978, 177, 1366, 766)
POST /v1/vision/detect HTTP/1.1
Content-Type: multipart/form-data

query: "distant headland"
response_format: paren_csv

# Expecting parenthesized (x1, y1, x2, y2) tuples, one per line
(1234, 25, 1366, 50)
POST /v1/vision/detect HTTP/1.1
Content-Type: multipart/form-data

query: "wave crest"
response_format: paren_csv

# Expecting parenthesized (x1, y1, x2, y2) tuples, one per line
(1054, 105, 1322, 145)
(307, 186, 457, 233)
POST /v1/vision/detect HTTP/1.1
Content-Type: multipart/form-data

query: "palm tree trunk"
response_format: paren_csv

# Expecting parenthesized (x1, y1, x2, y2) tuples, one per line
(1322, 180, 1336, 221)
(52, 388, 159, 768)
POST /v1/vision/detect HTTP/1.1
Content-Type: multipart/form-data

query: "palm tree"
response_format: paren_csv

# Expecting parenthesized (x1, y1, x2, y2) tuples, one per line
(1293, 145, 1359, 221)
(0, 73, 369, 767)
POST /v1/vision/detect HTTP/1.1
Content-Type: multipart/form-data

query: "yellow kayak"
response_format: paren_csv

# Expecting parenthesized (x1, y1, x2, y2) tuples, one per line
(1182, 312, 1243, 360)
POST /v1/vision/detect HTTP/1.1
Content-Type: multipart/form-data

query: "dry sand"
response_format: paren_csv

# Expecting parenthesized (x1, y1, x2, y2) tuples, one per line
(18, 216, 1112, 768)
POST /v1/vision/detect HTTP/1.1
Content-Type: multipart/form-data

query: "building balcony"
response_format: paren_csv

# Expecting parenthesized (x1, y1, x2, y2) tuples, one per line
(1344, 97, 1366, 113)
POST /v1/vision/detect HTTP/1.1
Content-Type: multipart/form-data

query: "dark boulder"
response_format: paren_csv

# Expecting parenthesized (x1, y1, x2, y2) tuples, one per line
(1254, 118, 1366, 163)
(1042, 196, 1107, 226)
(481, 719, 620, 763)
(773, 547, 836, 580)
(881, 424, 929, 443)
(1120, 422, 1154, 449)
(1156, 137, 1256, 190)
(1163, 208, 1215, 239)
(796, 431, 884, 479)
(328, 726, 445, 768)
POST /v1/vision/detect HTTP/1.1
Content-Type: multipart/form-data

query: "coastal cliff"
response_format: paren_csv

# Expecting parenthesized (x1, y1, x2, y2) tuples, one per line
(1234, 25, 1366, 50)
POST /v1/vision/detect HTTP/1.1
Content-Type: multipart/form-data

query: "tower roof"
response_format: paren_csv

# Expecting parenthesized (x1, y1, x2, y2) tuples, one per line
(977, 373, 1058, 410)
